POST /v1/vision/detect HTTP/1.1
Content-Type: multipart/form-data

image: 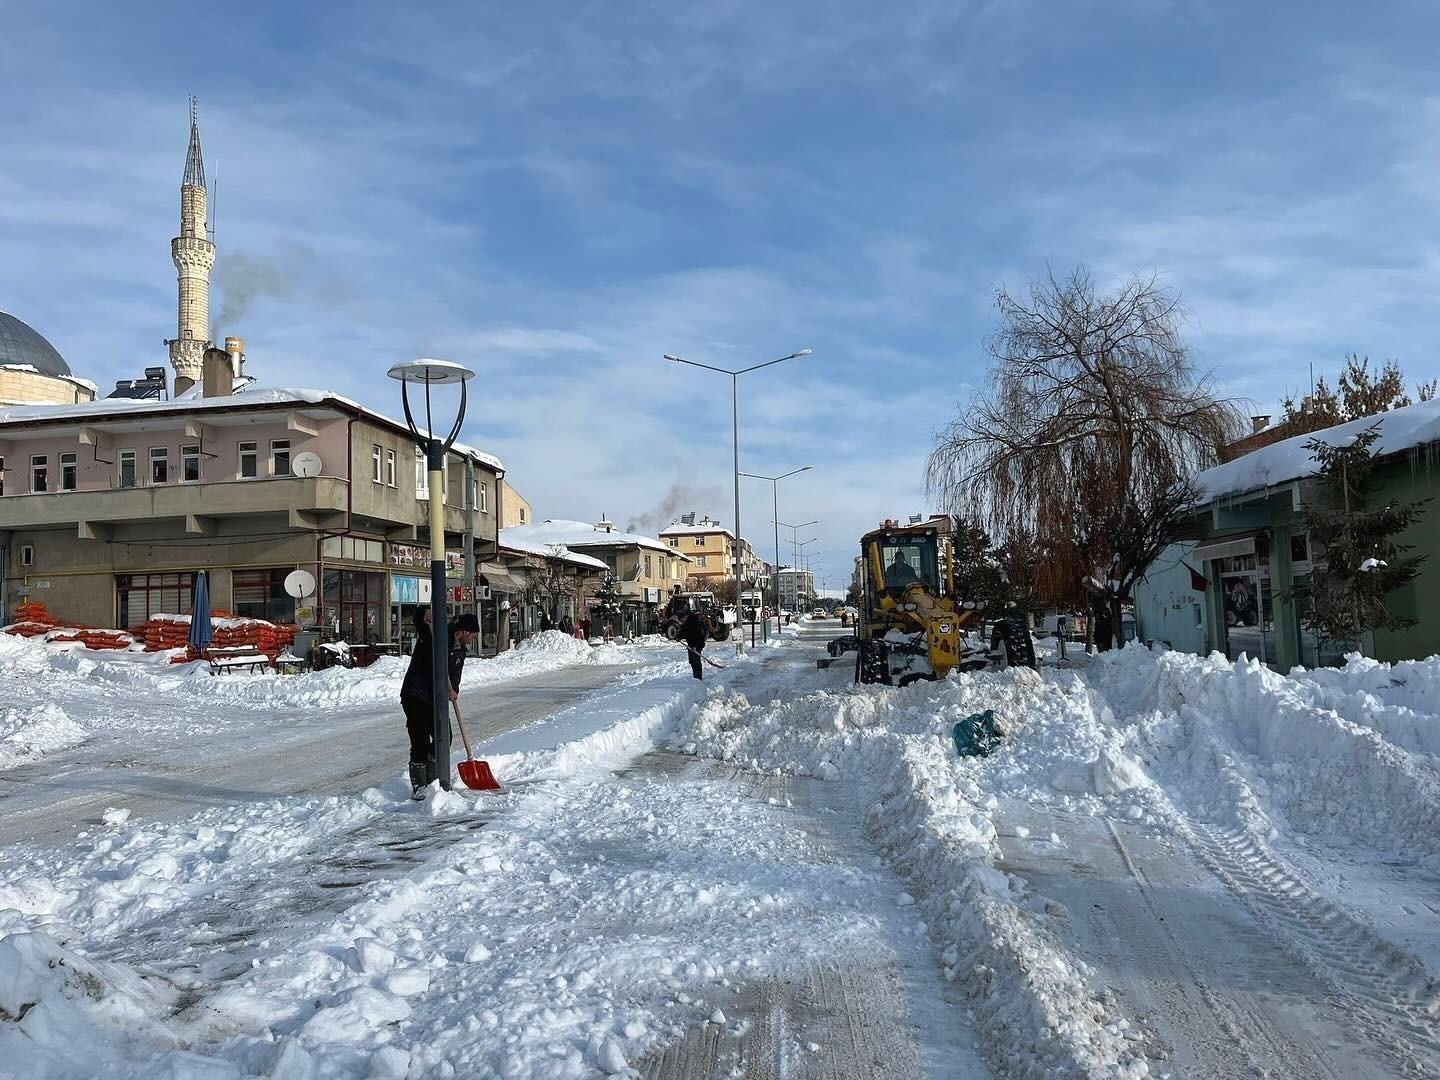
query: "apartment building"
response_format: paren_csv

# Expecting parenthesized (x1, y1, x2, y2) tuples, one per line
(776, 567, 815, 611)
(659, 514, 763, 585)
(0, 381, 503, 644)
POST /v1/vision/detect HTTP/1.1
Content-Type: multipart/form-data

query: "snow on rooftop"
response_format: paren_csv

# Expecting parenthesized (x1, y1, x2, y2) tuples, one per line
(498, 532, 608, 571)
(659, 519, 735, 539)
(505, 520, 685, 557)
(1193, 397, 1440, 502)
(0, 383, 504, 471)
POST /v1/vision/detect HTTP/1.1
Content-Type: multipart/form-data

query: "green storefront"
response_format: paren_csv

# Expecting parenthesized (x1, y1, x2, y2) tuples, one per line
(1178, 402, 1440, 668)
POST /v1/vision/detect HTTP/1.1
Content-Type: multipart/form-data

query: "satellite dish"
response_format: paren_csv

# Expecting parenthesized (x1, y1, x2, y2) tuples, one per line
(284, 570, 316, 599)
(291, 451, 323, 478)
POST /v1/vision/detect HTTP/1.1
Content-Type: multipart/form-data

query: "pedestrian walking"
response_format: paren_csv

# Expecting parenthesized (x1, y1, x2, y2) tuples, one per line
(682, 609, 711, 680)
(540, 610, 553, 633)
(400, 606, 481, 799)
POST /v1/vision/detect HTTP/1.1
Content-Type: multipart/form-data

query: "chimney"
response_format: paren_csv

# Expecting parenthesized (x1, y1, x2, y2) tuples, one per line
(175, 375, 195, 396)
(202, 345, 234, 398)
(597, 517, 615, 533)
(224, 336, 245, 378)
(1251, 415, 1271, 434)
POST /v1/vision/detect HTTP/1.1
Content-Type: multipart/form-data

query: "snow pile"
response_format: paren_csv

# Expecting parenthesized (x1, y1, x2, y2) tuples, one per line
(1088, 647, 1440, 866)
(670, 671, 1153, 1077)
(0, 629, 664, 719)
(0, 703, 87, 769)
(0, 932, 180, 1078)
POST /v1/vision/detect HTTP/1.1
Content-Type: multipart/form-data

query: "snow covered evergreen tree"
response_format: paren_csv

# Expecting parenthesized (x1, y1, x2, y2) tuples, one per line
(590, 573, 624, 634)
(1292, 424, 1427, 653)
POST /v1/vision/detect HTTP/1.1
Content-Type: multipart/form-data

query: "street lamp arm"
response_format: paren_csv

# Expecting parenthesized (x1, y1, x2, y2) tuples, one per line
(735, 349, 813, 375)
(663, 354, 734, 376)
(442, 379, 468, 451)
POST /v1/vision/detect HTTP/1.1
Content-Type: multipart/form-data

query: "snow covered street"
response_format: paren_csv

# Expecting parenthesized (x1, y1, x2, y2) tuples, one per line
(3, 620, 1440, 1077)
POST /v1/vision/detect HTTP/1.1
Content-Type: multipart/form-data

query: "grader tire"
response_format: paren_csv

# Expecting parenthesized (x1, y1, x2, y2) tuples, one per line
(855, 639, 891, 685)
(991, 618, 1037, 671)
(664, 623, 681, 641)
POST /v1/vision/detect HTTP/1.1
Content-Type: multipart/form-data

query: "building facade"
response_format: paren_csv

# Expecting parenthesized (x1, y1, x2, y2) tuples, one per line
(659, 515, 764, 585)
(505, 519, 690, 636)
(1136, 398, 1440, 667)
(500, 479, 533, 528)
(776, 567, 815, 611)
(0, 389, 502, 643)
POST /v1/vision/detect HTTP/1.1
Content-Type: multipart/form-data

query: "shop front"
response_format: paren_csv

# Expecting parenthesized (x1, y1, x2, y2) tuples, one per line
(320, 534, 389, 643)
(390, 573, 426, 653)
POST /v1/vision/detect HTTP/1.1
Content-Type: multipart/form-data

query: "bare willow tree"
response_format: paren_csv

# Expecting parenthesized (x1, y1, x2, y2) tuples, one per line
(927, 266, 1243, 649)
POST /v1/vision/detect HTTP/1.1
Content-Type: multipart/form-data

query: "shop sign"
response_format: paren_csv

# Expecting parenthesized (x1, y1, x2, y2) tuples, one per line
(390, 575, 420, 604)
(391, 544, 463, 578)
(390, 544, 466, 580)
(389, 543, 426, 567)
(643, 587, 660, 603)
(451, 586, 473, 602)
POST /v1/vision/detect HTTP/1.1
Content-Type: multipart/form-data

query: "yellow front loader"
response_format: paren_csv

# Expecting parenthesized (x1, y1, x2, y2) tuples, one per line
(852, 518, 1035, 686)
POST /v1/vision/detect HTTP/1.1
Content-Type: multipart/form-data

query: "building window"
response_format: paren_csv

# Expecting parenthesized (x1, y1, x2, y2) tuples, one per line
(31, 455, 47, 493)
(232, 569, 292, 622)
(150, 448, 169, 485)
(238, 441, 257, 479)
(645, 555, 653, 579)
(0, 455, 5, 496)
(697, 555, 707, 567)
(415, 447, 428, 500)
(270, 439, 291, 477)
(118, 449, 136, 488)
(371, 444, 383, 484)
(117, 572, 193, 627)
(385, 448, 396, 487)
(59, 451, 77, 491)
(693, 536, 704, 547)
(181, 445, 201, 483)
(668, 537, 678, 547)
(20, 544, 33, 567)
(519, 506, 527, 523)
(478, 480, 488, 513)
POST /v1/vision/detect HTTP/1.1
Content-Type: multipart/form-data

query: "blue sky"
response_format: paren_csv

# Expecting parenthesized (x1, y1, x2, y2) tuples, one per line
(4, 1, 1438, 588)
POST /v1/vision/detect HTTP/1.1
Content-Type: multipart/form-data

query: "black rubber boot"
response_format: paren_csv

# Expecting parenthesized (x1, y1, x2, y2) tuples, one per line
(424, 757, 439, 788)
(409, 762, 428, 801)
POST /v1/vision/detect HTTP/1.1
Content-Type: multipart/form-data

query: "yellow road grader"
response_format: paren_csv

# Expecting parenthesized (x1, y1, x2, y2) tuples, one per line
(850, 517, 1036, 685)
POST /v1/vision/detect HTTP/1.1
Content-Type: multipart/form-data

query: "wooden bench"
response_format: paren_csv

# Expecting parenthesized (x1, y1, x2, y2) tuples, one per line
(205, 646, 271, 675)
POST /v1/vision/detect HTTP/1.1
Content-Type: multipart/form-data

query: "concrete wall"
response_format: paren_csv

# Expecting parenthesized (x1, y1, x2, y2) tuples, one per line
(6, 513, 319, 627)
(0, 369, 94, 406)
(1132, 544, 1207, 654)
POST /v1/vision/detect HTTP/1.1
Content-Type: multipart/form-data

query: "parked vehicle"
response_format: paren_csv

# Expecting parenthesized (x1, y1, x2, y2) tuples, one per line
(658, 591, 732, 642)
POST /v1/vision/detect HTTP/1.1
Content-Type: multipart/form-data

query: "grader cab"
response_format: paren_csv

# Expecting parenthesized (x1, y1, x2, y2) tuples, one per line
(852, 518, 1035, 685)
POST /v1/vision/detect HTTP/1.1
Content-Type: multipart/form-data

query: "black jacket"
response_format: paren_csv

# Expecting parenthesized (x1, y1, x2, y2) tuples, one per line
(681, 611, 710, 650)
(401, 611, 466, 703)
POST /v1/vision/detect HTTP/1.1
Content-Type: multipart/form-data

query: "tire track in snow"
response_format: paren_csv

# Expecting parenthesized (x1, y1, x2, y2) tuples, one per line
(1179, 821, 1440, 1077)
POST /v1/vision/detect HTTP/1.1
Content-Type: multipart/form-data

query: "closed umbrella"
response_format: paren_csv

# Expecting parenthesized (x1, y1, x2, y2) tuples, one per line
(189, 571, 214, 652)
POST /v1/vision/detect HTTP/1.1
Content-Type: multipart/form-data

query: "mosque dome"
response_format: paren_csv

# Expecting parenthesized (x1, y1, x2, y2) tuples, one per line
(0, 310, 72, 378)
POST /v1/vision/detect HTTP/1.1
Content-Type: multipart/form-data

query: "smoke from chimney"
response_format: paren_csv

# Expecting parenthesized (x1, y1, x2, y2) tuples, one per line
(626, 483, 723, 534)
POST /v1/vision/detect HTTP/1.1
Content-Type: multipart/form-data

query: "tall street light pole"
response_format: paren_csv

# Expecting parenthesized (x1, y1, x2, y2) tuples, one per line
(664, 349, 812, 642)
(388, 358, 475, 791)
(739, 465, 811, 618)
(775, 518, 818, 612)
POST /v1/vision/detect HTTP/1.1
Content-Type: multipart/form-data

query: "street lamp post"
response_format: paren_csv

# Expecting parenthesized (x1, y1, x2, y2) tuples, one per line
(388, 358, 476, 791)
(739, 465, 812, 620)
(775, 518, 818, 614)
(664, 349, 812, 643)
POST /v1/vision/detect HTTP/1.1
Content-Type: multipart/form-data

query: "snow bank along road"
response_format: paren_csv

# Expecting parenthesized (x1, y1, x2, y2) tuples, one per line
(3, 620, 1440, 1077)
(0, 631, 668, 847)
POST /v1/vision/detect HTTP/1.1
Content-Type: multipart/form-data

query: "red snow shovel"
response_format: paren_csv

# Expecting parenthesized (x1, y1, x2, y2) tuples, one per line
(687, 643, 727, 670)
(452, 700, 501, 791)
